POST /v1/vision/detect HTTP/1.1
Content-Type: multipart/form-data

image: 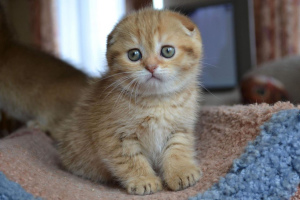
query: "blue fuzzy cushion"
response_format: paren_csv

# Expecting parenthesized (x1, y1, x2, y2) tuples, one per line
(0, 172, 41, 200)
(190, 109, 300, 200)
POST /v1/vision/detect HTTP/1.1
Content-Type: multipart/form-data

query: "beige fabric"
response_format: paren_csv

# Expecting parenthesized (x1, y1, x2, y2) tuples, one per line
(0, 102, 299, 200)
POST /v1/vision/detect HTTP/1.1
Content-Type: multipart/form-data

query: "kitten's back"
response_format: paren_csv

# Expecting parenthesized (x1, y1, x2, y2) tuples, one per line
(0, 6, 89, 134)
(0, 41, 89, 133)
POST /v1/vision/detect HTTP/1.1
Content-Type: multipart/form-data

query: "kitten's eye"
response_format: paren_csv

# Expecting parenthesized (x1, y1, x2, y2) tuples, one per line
(128, 49, 142, 61)
(161, 46, 175, 58)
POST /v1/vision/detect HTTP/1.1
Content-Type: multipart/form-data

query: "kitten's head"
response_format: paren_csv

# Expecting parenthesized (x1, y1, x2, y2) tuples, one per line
(106, 9, 202, 96)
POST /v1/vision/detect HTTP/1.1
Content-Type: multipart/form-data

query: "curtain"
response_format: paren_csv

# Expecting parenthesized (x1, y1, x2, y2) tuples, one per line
(55, 0, 125, 76)
(254, 0, 300, 65)
(29, 0, 58, 56)
(29, 0, 150, 75)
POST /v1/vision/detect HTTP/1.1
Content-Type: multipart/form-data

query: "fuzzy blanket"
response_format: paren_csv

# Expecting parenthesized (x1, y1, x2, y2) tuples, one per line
(1, 102, 300, 200)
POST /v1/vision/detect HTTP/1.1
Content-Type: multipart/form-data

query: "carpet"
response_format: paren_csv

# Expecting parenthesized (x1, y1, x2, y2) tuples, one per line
(1, 102, 300, 200)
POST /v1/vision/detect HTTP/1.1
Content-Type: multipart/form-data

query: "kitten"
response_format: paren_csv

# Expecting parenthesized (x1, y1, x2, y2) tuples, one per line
(56, 9, 203, 195)
(0, 6, 88, 134)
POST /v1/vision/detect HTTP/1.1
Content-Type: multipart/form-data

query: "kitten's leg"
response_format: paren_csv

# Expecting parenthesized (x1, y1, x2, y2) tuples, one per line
(162, 132, 201, 191)
(107, 135, 162, 195)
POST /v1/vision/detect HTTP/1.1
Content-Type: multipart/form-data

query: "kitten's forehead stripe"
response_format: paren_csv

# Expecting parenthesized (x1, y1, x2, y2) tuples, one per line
(130, 10, 164, 52)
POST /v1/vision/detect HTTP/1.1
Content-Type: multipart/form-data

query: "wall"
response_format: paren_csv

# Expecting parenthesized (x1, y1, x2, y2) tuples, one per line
(1, 0, 33, 45)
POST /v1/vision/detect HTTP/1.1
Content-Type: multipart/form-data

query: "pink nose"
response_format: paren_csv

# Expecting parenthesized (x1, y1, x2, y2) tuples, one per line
(145, 65, 158, 73)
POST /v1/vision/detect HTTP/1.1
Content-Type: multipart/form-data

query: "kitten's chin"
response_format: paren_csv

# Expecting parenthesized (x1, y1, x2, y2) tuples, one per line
(138, 78, 191, 96)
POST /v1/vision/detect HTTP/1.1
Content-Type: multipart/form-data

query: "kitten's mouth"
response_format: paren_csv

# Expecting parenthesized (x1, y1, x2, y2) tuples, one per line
(146, 75, 162, 82)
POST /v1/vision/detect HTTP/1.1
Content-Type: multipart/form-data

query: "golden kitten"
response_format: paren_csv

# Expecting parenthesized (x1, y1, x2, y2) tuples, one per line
(0, 7, 88, 134)
(56, 9, 203, 195)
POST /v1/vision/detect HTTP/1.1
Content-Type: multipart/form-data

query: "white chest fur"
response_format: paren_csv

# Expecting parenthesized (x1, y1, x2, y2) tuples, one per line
(138, 113, 171, 167)
(115, 89, 198, 170)
(135, 104, 190, 169)
(137, 116, 172, 161)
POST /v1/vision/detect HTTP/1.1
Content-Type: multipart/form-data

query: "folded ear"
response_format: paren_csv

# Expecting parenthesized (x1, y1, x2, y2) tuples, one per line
(168, 11, 197, 36)
(106, 32, 115, 49)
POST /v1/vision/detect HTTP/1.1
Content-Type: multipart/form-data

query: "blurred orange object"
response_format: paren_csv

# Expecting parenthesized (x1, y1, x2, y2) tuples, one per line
(241, 75, 289, 104)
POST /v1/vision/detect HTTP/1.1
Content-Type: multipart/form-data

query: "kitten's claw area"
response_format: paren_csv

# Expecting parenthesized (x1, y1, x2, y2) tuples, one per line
(165, 165, 202, 191)
(126, 176, 162, 195)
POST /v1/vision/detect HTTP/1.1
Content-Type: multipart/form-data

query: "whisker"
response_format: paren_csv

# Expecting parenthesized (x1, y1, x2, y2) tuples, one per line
(128, 78, 138, 110)
(113, 85, 127, 109)
(102, 76, 128, 93)
(101, 72, 132, 88)
(130, 80, 139, 107)
(100, 71, 133, 81)
(114, 78, 137, 109)
(104, 76, 132, 99)
(200, 61, 218, 69)
(134, 81, 141, 105)
(198, 83, 219, 100)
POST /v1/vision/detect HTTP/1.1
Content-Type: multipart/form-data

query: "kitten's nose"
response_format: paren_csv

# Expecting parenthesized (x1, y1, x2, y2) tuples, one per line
(145, 65, 158, 74)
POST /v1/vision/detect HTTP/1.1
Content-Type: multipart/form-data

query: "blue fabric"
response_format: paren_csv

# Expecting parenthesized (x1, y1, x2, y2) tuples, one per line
(0, 172, 40, 200)
(190, 109, 300, 200)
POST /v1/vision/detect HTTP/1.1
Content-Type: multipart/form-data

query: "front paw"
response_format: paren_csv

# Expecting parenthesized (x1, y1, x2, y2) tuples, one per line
(164, 164, 202, 191)
(126, 176, 162, 195)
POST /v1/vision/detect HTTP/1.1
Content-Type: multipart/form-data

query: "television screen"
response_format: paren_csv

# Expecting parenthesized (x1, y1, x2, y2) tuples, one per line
(188, 3, 237, 89)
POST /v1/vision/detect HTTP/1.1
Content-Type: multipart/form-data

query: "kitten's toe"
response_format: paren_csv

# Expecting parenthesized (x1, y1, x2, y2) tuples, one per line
(126, 176, 162, 195)
(165, 165, 202, 191)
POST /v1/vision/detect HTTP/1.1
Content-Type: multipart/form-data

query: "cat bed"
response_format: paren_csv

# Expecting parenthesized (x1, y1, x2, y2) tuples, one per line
(1, 102, 300, 200)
